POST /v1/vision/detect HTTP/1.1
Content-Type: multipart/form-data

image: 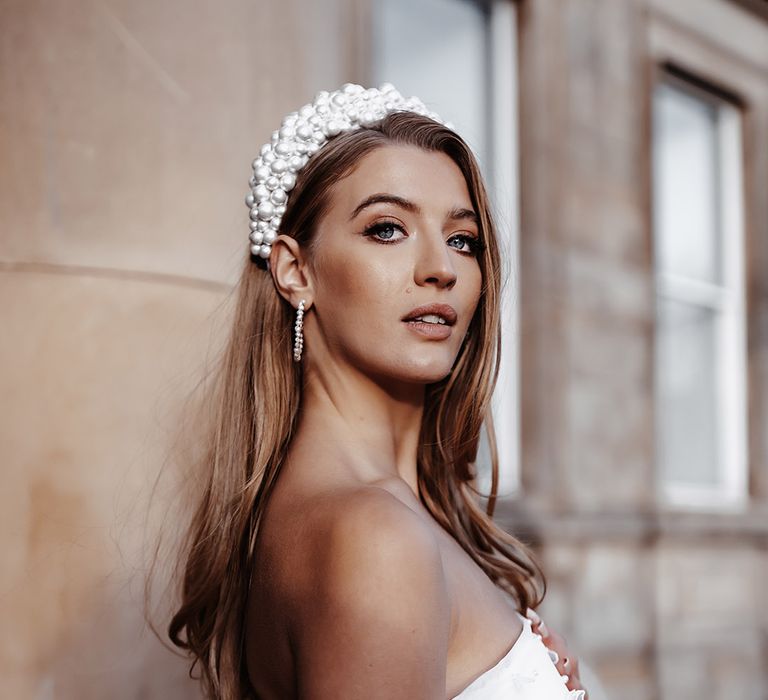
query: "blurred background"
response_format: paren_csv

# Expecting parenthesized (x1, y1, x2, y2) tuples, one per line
(2, 0, 767, 698)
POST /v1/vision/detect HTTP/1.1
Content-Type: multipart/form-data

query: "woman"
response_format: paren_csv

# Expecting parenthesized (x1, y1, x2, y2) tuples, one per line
(165, 83, 588, 699)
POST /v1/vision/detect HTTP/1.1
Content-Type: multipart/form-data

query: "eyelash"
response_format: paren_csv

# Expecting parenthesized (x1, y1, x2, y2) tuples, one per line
(362, 220, 485, 256)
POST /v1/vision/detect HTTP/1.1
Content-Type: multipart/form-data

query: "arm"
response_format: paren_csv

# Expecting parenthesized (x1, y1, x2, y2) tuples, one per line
(292, 491, 451, 699)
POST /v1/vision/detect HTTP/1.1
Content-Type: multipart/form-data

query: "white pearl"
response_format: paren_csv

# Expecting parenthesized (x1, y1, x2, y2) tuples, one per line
(286, 157, 302, 172)
(269, 215, 281, 230)
(275, 141, 293, 156)
(278, 126, 295, 139)
(259, 244, 271, 258)
(263, 151, 276, 164)
(250, 242, 261, 256)
(260, 144, 271, 157)
(325, 120, 342, 136)
(265, 176, 280, 191)
(249, 206, 260, 221)
(245, 192, 255, 207)
(280, 173, 296, 190)
(299, 105, 314, 119)
(270, 188, 287, 205)
(256, 220, 268, 232)
(254, 165, 270, 182)
(271, 158, 288, 174)
(264, 229, 277, 244)
(254, 184, 269, 199)
(249, 220, 259, 231)
(275, 204, 286, 215)
(257, 201, 275, 220)
(296, 124, 313, 141)
(307, 142, 320, 155)
(249, 230, 264, 245)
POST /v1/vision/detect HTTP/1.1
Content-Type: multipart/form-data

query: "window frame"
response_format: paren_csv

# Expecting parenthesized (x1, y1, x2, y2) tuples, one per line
(651, 68, 749, 511)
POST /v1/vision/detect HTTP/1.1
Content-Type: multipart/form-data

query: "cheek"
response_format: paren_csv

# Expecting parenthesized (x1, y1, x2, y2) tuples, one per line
(317, 253, 404, 330)
(322, 255, 395, 299)
(461, 266, 483, 323)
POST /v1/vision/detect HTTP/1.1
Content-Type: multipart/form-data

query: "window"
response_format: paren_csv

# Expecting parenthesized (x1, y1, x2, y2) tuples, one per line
(652, 70, 748, 510)
(371, 0, 521, 496)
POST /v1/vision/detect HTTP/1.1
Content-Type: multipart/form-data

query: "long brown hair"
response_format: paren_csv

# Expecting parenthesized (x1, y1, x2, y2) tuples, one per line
(156, 110, 546, 699)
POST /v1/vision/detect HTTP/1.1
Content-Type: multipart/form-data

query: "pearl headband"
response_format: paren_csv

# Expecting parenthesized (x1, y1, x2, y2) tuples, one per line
(245, 82, 454, 265)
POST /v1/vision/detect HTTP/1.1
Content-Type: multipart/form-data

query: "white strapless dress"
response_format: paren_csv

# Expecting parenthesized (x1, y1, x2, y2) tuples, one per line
(451, 612, 587, 699)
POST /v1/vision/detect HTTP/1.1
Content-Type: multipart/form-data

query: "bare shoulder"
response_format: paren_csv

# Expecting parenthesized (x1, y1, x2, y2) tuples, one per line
(292, 486, 446, 616)
(290, 486, 451, 698)
(321, 484, 439, 554)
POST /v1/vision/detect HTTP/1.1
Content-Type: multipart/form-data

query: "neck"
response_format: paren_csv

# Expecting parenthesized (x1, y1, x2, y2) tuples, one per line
(284, 357, 426, 499)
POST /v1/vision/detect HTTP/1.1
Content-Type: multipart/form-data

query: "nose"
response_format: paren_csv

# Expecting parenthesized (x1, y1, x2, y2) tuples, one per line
(413, 228, 457, 290)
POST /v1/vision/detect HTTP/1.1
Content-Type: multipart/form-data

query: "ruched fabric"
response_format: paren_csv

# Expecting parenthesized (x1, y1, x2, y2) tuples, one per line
(451, 612, 586, 700)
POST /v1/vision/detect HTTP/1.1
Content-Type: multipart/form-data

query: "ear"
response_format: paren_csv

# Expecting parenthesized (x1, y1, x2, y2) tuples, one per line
(269, 234, 314, 310)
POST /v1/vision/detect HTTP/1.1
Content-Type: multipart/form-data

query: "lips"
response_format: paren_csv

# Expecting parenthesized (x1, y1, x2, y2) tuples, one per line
(401, 303, 457, 326)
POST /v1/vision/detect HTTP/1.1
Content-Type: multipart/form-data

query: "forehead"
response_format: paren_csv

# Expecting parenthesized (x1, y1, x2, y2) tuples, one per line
(330, 144, 473, 214)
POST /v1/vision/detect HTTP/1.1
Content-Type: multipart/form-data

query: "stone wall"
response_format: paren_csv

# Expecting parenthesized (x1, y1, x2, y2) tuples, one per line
(0, 0, 364, 696)
(504, 1, 768, 699)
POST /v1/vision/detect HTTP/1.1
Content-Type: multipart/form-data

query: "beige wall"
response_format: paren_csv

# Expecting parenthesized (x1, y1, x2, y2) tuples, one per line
(1, 0, 362, 696)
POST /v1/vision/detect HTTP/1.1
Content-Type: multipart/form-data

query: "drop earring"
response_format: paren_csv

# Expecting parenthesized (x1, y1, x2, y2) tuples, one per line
(293, 299, 306, 362)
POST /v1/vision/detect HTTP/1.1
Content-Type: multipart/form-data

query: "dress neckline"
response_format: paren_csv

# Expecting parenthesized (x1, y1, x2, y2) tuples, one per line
(452, 611, 530, 697)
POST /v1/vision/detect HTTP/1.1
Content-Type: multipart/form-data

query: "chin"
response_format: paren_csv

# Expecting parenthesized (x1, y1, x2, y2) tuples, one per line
(357, 345, 459, 386)
(391, 355, 457, 384)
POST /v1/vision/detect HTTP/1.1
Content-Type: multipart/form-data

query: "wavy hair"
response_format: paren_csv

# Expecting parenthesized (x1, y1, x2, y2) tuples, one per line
(151, 110, 546, 699)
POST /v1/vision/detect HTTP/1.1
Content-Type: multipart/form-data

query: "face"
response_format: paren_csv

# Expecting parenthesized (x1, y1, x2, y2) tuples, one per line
(306, 144, 484, 385)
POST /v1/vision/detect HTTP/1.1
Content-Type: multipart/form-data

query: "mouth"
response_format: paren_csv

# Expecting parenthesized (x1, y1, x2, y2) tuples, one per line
(401, 303, 457, 326)
(401, 303, 457, 340)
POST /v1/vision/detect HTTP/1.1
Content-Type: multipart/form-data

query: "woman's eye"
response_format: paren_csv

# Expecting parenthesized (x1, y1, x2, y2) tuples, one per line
(448, 234, 483, 256)
(363, 221, 406, 243)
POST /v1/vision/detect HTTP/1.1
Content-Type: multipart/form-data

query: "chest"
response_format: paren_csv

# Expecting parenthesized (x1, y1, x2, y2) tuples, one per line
(427, 521, 525, 697)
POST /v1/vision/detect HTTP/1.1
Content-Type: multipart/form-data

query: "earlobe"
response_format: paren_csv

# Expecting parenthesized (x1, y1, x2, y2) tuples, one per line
(269, 234, 314, 309)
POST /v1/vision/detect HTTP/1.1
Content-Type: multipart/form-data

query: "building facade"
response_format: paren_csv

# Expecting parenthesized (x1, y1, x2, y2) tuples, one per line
(503, 2, 768, 699)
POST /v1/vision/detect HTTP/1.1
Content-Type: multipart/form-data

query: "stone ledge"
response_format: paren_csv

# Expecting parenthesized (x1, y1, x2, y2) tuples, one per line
(486, 498, 768, 544)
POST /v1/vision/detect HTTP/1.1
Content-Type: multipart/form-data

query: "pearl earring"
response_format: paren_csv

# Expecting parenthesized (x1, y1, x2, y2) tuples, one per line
(293, 299, 306, 362)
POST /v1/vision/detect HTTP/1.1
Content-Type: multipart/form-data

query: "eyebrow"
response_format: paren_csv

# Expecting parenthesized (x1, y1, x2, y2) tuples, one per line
(348, 192, 478, 225)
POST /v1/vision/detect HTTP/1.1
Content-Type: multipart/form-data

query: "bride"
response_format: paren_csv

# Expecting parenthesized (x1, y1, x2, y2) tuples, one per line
(164, 83, 589, 699)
